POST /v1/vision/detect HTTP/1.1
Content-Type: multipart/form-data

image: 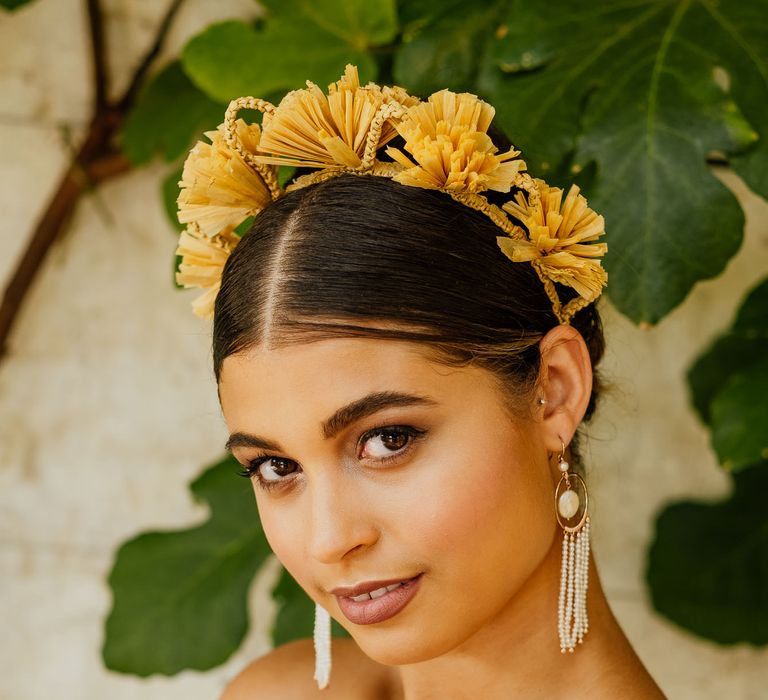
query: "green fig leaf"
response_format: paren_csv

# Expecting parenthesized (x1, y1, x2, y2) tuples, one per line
(293, 0, 397, 48)
(255, 0, 397, 47)
(103, 456, 270, 675)
(687, 277, 768, 426)
(710, 358, 768, 472)
(708, 1, 768, 199)
(732, 277, 768, 337)
(393, 1, 504, 95)
(182, 15, 385, 104)
(396, 0, 464, 36)
(647, 460, 768, 645)
(0, 0, 36, 10)
(687, 333, 765, 426)
(484, 1, 764, 324)
(121, 62, 223, 166)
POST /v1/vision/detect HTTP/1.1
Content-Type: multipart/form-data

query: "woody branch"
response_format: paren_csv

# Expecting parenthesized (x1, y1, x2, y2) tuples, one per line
(0, 0, 186, 361)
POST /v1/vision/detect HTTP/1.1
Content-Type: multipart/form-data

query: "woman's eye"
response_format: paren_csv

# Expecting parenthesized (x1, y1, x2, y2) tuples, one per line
(238, 425, 426, 489)
(358, 426, 425, 462)
(238, 457, 299, 491)
(258, 457, 298, 483)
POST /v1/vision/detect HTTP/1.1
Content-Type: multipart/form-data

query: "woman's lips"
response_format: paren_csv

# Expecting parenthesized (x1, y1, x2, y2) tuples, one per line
(335, 573, 423, 625)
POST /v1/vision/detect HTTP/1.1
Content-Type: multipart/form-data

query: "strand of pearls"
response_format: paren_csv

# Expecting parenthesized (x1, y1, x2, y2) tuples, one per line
(313, 603, 332, 689)
(558, 531, 568, 645)
(558, 516, 591, 653)
(576, 518, 591, 643)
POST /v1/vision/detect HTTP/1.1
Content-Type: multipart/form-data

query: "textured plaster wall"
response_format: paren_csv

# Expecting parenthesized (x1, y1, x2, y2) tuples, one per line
(1, 1, 767, 698)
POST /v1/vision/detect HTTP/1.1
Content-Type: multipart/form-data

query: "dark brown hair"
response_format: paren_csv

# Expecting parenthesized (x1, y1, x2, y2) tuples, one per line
(212, 173, 605, 472)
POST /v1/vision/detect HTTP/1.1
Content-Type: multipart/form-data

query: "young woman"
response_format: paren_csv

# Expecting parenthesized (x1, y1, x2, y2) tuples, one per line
(175, 67, 667, 699)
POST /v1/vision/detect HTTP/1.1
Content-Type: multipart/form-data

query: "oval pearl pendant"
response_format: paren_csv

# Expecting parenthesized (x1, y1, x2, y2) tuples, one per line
(558, 489, 580, 519)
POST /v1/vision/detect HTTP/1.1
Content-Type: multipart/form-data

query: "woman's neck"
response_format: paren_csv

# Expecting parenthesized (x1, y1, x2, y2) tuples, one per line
(383, 532, 666, 699)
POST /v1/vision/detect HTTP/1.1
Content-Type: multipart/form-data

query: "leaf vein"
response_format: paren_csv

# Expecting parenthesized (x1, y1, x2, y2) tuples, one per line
(526, 3, 668, 132)
(700, 0, 768, 92)
(643, 0, 691, 319)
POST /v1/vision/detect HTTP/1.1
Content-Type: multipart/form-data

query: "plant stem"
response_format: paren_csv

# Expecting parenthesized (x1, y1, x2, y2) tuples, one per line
(0, 0, 187, 361)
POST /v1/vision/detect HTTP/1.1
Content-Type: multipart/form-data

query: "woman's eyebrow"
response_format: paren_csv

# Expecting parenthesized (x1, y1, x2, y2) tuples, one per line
(321, 390, 437, 439)
(225, 390, 437, 453)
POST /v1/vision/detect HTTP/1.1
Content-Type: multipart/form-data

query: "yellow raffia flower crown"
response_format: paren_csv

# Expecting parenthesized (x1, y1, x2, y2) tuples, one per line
(175, 65, 608, 325)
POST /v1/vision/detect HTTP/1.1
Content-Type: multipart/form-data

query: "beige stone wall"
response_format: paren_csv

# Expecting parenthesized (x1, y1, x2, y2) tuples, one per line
(1, 1, 766, 698)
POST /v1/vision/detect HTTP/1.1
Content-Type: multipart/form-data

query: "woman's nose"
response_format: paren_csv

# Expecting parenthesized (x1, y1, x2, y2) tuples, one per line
(306, 472, 378, 564)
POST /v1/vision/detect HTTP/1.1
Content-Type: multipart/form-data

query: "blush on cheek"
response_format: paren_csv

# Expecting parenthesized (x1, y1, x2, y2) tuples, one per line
(407, 449, 499, 541)
(409, 443, 548, 568)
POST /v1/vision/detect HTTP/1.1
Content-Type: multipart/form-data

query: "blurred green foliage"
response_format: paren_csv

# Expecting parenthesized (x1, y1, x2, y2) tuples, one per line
(0, 0, 35, 10)
(104, 456, 269, 674)
(648, 278, 768, 645)
(647, 457, 768, 645)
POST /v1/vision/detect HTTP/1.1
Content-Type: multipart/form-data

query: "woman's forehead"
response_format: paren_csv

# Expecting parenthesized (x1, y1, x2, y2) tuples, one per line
(218, 336, 499, 432)
(221, 337, 452, 386)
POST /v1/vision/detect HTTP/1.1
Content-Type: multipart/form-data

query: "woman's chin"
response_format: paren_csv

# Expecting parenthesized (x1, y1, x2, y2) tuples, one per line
(349, 628, 449, 667)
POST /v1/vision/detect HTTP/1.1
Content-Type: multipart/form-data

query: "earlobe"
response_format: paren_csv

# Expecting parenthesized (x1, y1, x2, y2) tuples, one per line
(536, 325, 593, 454)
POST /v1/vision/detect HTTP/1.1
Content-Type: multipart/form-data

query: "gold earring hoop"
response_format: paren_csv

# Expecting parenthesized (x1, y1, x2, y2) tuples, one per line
(553, 437, 591, 653)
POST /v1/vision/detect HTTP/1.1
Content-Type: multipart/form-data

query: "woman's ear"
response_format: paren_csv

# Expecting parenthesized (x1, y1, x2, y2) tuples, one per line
(536, 324, 593, 455)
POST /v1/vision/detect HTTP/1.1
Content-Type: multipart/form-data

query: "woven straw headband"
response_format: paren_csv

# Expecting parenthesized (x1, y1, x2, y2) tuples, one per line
(174, 64, 608, 325)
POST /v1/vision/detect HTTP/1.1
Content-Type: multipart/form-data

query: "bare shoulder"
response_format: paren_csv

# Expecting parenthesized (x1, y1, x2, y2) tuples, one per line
(220, 637, 397, 700)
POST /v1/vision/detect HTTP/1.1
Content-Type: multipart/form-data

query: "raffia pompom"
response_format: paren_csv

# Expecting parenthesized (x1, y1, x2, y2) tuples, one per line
(498, 180, 608, 302)
(177, 120, 274, 238)
(255, 64, 418, 169)
(174, 225, 240, 319)
(386, 89, 526, 193)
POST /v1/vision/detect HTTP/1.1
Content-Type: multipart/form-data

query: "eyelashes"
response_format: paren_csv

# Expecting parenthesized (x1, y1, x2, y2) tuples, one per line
(236, 424, 427, 492)
(237, 456, 296, 491)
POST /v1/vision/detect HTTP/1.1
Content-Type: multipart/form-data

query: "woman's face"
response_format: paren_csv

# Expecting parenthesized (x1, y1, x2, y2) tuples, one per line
(219, 335, 558, 665)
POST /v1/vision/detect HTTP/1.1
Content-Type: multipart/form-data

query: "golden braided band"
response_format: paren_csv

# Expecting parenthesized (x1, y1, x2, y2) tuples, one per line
(175, 64, 608, 324)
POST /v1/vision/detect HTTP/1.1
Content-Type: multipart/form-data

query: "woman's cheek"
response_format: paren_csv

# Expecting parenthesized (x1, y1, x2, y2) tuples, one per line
(406, 439, 548, 575)
(398, 444, 505, 551)
(255, 499, 302, 571)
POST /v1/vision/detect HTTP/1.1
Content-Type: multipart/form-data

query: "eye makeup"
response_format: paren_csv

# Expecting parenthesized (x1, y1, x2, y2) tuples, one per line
(237, 424, 427, 492)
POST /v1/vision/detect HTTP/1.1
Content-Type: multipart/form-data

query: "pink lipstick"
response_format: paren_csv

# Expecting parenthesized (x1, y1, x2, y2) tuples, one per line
(334, 573, 423, 625)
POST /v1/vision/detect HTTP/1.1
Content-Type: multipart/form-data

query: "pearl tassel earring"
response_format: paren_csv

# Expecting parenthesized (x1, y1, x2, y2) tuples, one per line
(554, 438, 591, 653)
(313, 603, 332, 689)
